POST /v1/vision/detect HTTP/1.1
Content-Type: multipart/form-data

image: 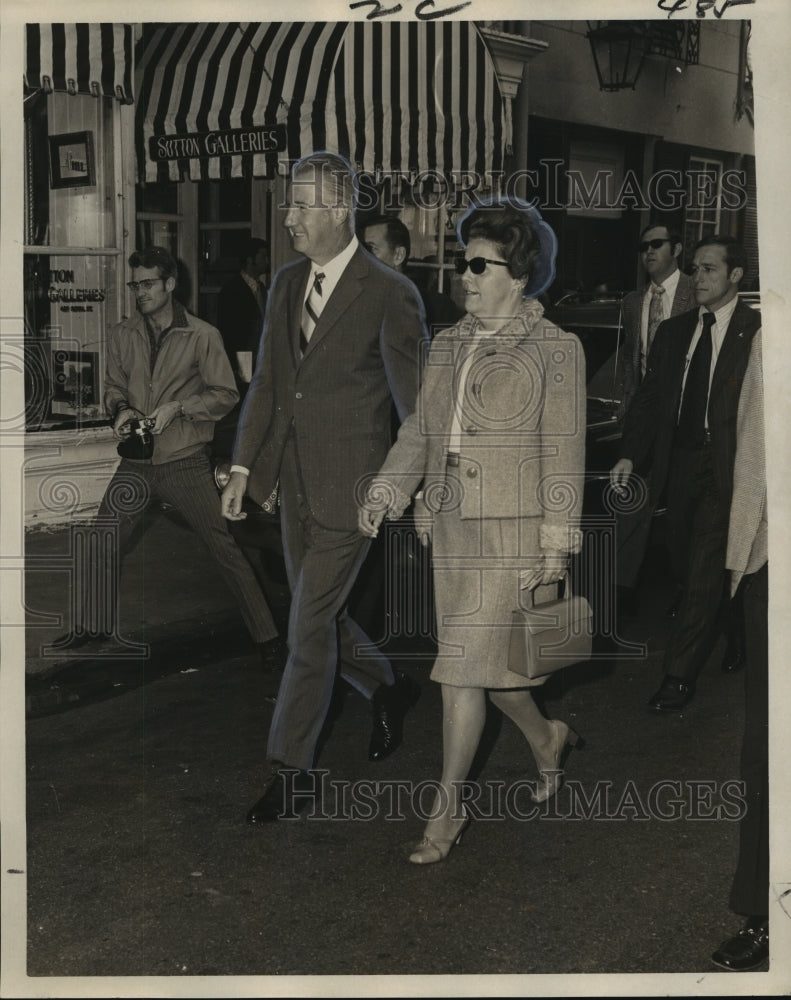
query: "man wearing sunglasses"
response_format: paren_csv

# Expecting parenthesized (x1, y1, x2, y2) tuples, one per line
(611, 224, 695, 619)
(616, 224, 695, 419)
(611, 234, 761, 712)
(54, 245, 280, 665)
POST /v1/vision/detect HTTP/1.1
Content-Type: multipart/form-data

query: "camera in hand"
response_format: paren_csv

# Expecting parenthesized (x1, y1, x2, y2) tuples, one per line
(117, 415, 156, 460)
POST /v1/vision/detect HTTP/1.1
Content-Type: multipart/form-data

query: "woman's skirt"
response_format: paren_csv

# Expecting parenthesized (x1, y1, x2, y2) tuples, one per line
(429, 505, 553, 689)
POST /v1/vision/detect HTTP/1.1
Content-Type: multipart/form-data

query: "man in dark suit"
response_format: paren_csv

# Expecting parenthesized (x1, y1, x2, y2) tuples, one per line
(612, 224, 696, 618)
(216, 237, 269, 389)
(362, 215, 462, 336)
(222, 152, 428, 821)
(610, 235, 761, 711)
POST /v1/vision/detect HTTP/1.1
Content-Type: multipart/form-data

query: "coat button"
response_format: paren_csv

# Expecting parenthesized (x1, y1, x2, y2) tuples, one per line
(295, 392, 303, 399)
(466, 467, 478, 478)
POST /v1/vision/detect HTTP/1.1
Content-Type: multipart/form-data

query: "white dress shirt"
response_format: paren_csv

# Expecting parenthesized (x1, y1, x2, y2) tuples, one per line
(640, 266, 681, 375)
(678, 294, 740, 428)
(302, 235, 359, 306)
(231, 236, 360, 478)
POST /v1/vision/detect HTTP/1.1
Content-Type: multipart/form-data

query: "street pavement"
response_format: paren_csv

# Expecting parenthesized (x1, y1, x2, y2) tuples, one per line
(7, 507, 789, 995)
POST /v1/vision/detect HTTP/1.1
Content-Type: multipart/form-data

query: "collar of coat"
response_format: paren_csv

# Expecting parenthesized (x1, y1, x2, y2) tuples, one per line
(457, 297, 546, 341)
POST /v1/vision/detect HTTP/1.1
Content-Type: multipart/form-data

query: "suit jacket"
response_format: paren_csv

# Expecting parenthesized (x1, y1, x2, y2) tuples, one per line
(217, 273, 267, 374)
(621, 298, 762, 505)
(727, 331, 766, 595)
(375, 301, 587, 553)
(233, 245, 428, 531)
(616, 271, 696, 415)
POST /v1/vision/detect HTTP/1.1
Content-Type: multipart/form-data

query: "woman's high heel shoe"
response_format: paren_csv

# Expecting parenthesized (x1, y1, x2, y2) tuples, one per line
(408, 813, 470, 865)
(532, 719, 584, 804)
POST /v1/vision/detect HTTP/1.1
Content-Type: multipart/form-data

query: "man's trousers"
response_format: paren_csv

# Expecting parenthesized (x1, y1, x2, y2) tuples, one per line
(77, 451, 277, 644)
(266, 440, 394, 771)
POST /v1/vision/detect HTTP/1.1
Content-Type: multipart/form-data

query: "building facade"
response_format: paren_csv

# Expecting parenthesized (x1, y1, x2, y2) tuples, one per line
(20, 18, 756, 526)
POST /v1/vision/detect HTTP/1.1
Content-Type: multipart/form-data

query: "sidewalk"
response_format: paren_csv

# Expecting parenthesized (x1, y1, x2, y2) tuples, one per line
(23, 506, 290, 715)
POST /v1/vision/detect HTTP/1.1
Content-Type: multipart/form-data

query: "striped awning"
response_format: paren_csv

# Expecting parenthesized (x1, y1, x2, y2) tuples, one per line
(25, 23, 134, 103)
(136, 21, 506, 183)
(332, 21, 505, 178)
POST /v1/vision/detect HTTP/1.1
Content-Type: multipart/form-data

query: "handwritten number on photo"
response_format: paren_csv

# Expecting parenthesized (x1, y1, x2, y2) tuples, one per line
(349, 0, 472, 20)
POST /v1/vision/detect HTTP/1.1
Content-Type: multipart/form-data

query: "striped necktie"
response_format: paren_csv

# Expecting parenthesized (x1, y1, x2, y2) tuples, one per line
(642, 284, 665, 376)
(647, 284, 665, 351)
(300, 271, 325, 357)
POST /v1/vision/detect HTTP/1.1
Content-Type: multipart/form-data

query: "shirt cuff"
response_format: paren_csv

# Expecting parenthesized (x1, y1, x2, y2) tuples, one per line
(230, 465, 250, 476)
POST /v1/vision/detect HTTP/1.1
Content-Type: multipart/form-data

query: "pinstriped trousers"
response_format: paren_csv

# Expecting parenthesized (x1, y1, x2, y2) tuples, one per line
(266, 438, 394, 770)
(86, 450, 277, 643)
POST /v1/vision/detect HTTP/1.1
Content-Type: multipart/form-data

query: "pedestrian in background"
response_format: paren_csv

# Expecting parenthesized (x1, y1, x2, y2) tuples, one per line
(610, 235, 761, 712)
(612, 223, 695, 621)
(53, 246, 279, 662)
(217, 237, 269, 390)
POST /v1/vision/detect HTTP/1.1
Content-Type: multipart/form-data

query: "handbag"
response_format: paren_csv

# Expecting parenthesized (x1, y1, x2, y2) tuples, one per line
(508, 574, 593, 680)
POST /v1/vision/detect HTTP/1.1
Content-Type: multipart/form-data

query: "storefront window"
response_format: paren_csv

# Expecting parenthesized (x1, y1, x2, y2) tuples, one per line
(24, 91, 121, 431)
(198, 178, 268, 326)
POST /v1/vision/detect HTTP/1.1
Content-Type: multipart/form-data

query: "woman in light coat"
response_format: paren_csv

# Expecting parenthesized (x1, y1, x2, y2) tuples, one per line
(359, 199, 587, 863)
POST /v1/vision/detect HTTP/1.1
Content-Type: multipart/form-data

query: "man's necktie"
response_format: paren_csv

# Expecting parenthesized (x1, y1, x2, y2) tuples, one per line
(647, 284, 665, 354)
(300, 271, 325, 357)
(677, 311, 716, 447)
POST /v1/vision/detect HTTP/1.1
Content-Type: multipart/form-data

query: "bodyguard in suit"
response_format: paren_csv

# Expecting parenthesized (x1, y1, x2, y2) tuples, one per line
(610, 235, 761, 711)
(216, 237, 269, 388)
(615, 223, 695, 418)
(221, 152, 429, 821)
(613, 224, 695, 617)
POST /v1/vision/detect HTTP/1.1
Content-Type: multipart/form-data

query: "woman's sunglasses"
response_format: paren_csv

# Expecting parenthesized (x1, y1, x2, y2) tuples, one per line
(455, 257, 510, 276)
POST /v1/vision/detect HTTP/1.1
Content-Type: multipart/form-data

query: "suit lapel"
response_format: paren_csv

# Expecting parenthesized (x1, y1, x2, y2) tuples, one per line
(711, 300, 758, 400)
(289, 260, 311, 366)
(623, 292, 642, 373)
(671, 273, 695, 316)
(668, 310, 700, 407)
(301, 248, 367, 359)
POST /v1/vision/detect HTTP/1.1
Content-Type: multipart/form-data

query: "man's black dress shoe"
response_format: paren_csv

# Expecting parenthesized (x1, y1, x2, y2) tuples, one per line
(711, 916, 768, 971)
(368, 671, 421, 762)
(648, 675, 695, 712)
(246, 766, 319, 824)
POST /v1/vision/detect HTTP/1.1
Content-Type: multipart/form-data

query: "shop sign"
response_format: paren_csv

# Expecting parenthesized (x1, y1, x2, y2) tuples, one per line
(149, 126, 286, 162)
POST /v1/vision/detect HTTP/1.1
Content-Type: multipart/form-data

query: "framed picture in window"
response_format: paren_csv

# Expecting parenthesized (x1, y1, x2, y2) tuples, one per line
(51, 349, 100, 417)
(48, 131, 95, 189)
